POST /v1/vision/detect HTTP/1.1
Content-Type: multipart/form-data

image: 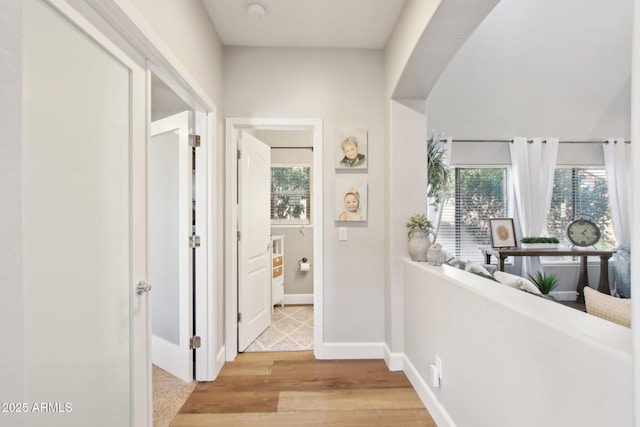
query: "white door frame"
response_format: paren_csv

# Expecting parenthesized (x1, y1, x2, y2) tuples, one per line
(225, 118, 324, 360)
(76, 0, 221, 382)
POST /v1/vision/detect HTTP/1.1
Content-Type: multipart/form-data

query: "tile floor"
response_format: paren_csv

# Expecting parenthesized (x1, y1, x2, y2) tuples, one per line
(245, 305, 314, 352)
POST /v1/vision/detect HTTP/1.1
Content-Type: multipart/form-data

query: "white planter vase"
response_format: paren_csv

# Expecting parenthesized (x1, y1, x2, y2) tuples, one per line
(520, 243, 559, 249)
(408, 229, 433, 262)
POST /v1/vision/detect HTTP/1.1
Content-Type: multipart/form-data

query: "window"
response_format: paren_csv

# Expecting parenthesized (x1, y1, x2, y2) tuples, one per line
(438, 168, 511, 262)
(271, 165, 311, 224)
(544, 167, 614, 250)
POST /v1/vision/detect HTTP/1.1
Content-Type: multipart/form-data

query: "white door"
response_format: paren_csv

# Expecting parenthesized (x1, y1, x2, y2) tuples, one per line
(150, 111, 194, 382)
(238, 131, 272, 351)
(22, 0, 149, 425)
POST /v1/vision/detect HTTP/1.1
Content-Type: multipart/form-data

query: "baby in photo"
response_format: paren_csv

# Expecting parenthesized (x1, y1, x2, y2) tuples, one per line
(338, 188, 362, 221)
(339, 136, 366, 168)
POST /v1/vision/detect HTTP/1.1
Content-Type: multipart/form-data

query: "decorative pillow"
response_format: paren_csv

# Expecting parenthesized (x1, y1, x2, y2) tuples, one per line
(493, 271, 542, 295)
(584, 286, 631, 328)
(465, 261, 498, 282)
(465, 261, 492, 276)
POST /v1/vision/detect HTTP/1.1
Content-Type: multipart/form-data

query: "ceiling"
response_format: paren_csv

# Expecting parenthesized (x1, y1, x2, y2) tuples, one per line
(201, 0, 407, 49)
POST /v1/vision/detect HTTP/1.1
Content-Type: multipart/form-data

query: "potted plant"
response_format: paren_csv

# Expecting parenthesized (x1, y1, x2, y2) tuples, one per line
(528, 271, 559, 295)
(427, 131, 452, 241)
(407, 214, 435, 262)
(520, 237, 560, 249)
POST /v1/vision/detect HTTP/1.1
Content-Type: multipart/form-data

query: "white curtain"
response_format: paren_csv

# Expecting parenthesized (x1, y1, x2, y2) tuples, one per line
(603, 138, 631, 297)
(509, 137, 559, 278)
(603, 139, 631, 247)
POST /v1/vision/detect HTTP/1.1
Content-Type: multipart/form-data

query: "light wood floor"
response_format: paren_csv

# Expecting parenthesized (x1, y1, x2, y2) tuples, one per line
(171, 351, 436, 427)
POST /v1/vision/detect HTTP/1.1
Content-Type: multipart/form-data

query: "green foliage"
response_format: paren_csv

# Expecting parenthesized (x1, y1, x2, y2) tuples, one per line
(458, 168, 509, 242)
(546, 168, 614, 247)
(520, 237, 559, 244)
(271, 166, 310, 220)
(406, 214, 433, 230)
(427, 132, 452, 209)
(528, 271, 559, 294)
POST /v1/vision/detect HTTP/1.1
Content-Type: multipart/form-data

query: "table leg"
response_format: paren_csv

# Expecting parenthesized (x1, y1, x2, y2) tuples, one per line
(485, 252, 491, 264)
(597, 254, 612, 295)
(499, 255, 506, 272)
(576, 256, 589, 303)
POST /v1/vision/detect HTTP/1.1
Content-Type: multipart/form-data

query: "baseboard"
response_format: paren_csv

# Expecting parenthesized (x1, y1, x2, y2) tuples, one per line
(214, 345, 226, 379)
(284, 293, 313, 305)
(315, 341, 384, 360)
(403, 354, 457, 427)
(383, 343, 404, 371)
(550, 290, 578, 301)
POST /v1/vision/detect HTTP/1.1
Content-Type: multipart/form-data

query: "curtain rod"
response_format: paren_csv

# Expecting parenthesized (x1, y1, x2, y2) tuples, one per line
(439, 138, 631, 144)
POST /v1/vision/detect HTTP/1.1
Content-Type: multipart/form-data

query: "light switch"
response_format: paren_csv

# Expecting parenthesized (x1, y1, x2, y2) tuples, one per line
(339, 227, 347, 241)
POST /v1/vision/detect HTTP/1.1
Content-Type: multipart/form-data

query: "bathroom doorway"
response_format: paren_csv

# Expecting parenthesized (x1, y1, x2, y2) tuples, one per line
(225, 118, 324, 360)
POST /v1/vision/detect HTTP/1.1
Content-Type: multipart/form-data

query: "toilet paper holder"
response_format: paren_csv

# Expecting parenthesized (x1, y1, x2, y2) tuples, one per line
(298, 257, 312, 269)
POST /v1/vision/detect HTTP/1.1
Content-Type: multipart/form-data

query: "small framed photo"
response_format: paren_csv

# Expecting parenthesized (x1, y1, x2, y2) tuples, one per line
(336, 129, 367, 171)
(335, 177, 367, 222)
(489, 218, 517, 248)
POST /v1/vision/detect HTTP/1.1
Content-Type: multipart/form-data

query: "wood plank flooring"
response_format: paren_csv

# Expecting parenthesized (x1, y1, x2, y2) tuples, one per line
(171, 351, 436, 427)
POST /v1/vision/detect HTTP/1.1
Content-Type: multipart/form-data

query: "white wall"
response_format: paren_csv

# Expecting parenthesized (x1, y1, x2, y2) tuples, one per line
(224, 47, 386, 344)
(427, 0, 632, 139)
(0, 0, 24, 417)
(404, 261, 632, 427)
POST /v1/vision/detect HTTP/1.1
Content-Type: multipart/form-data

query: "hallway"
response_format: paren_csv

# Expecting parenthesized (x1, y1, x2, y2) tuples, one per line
(170, 351, 435, 426)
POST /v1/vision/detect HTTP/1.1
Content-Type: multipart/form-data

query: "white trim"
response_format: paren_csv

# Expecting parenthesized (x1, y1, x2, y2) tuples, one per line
(383, 343, 404, 371)
(225, 118, 323, 361)
(283, 294, 314, 305)
(403, 354, 457, 427)
(194, 111, 221, 381)
(318, 342, 385, 360)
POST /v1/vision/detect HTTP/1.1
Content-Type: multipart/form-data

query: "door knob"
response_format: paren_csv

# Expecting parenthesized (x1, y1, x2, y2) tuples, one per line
(136, 281, 152, 295)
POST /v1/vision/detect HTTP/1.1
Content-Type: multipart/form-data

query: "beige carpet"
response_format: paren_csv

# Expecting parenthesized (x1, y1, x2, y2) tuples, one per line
(152, 365, 196, 427)
(245, 305, 314, 352)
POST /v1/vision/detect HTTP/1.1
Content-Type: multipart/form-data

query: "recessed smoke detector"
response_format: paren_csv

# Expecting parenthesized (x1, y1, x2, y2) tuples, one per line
(247, 2, 266, 18)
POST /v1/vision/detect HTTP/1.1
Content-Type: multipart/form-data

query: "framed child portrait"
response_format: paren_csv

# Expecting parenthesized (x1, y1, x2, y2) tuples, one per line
(336, 129, 367, 171)
(335, 177, 367, 222)
(489, 218, 517, 248)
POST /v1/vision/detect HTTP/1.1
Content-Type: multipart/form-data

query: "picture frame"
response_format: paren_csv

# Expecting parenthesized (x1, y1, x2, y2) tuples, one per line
(335, 176, 367, 222)
(336, 129, 368, 171)
(489, 218, 517, 248)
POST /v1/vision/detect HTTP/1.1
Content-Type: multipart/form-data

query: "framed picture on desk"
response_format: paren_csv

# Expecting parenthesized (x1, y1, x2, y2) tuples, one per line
(489, 218, 517, 248)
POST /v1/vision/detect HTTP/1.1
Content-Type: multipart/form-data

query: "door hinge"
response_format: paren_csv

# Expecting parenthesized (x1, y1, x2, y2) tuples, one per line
(237, 231, 241, 241)
(189, 235, 201, 248)
(237, 149, 241, 160)
(237, 312, 242, 323)
(189, 336, 201, 349)
(189, 134, 201, 148)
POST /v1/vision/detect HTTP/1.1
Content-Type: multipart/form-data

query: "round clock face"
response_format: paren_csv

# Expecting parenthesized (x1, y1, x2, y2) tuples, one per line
(567, 219, 601, 247)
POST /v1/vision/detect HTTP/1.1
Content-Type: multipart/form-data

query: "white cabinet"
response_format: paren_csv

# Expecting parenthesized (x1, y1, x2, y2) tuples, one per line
(271, 235, 285, 309)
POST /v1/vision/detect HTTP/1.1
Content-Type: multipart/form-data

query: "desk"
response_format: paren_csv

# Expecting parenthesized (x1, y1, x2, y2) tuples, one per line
(480, 247, 616, 302)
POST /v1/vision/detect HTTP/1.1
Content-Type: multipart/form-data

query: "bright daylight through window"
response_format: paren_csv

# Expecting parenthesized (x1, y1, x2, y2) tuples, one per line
(271, 165, 311, 225)
(437, 166, 613, 263)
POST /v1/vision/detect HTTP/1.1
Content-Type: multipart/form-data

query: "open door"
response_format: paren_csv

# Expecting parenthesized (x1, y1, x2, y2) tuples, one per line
(238, 131, 272, 351)
(150, 111, 194, 382)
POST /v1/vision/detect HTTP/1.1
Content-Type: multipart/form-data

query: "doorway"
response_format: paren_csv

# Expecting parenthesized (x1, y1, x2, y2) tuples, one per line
(225, 118, 324, 361)
(243, 129, 315, 352)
